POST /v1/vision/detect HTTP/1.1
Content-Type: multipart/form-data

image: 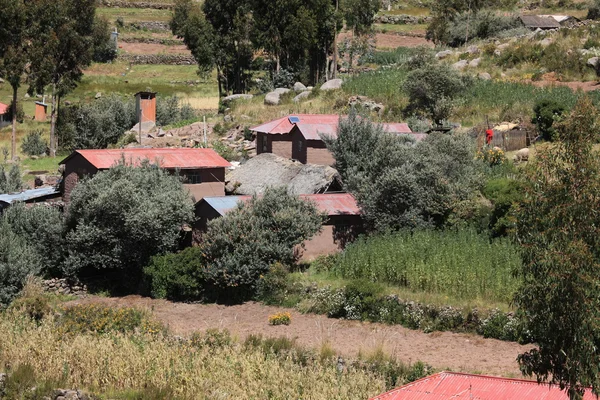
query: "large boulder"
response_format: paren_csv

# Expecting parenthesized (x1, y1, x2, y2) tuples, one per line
(294, 82, 307, 92)
(264, 88, 291, 106)
(293, 91, 311, 103)
(587, 57, 599, 69)
(320, 79, 343, 91)
(478, 72, 492, 80)
(436, 50, 453, 59)
(222, 94, 253, 104)
(452, 60, 468, 70)
(469, 58, 481, 68)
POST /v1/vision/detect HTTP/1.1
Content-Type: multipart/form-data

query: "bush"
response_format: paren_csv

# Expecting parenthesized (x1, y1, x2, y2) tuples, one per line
(201, 187, 323, 299)
(0, 164, 22, 193)
(56, 95, 137, 151)
(589, 0, 600, 20)
(255, 263, 296, 305)
(2, 203, 66, 276)
(20, 130, 48, 157)
(59, 304, 163, 335)
(0, 222, 41, 306)
(444, 10, 520, 47)
(268, 312, 292, 325)
(403, 63, 466, 124)
(64, 162, 195, 285)
(477, 147, 507, 166)
(6, 100, 24, 123)
(483, 177, 523, 237)
(156, 96, 196, 126)
(143, 246, 205, 301)
(272, 68, 296, 89)
(532, 99, 567, 141)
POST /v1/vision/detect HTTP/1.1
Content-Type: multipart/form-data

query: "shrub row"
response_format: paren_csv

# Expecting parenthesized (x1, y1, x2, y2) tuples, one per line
(294, 282, 531, 343)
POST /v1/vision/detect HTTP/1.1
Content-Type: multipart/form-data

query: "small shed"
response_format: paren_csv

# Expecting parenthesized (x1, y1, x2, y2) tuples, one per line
(0, 187, 61, 212)
(520, 15, 561, 30)
(0, 102, 9, 128)
(194, 193, 363, 260)
(135, 91, 157, 124)
(539, 14, 580, 27)
(35, 101, 48, 122)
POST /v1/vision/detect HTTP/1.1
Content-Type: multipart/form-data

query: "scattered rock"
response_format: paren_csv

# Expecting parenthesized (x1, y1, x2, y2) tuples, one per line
(221, 94, 253, 104)
(293, 82, 307, 92)
(306, 86, 314, 91)
(587, 57, 599, 70)
(467, 45, 480, 54)
(24, 93, 30, 99)
(469, 58, 481, 68)
(348, 95, 385, 114)
(223, 115, 233, 123)
(452, 60, 468, 70)
(293, 91, 311, 103)
(435, 50, 453, 59)
(540, 37, 553, 47)
(265, 91, 282, 106)
(95, 92, 102, 99)
(320, 79, 343, 91)
(273, 87, 291, 95)
(0, 78, 4, 83)
(478, 72, 492, 80)
(64, 100, 72, 106)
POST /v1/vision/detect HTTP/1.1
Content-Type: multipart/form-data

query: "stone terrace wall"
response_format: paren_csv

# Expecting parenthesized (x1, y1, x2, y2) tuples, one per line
(119, 53, 195, 65)
(98, 0, 174, 9)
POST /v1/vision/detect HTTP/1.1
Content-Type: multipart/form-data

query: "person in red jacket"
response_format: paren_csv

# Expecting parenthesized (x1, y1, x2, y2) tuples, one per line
(485, 129, 494, 145)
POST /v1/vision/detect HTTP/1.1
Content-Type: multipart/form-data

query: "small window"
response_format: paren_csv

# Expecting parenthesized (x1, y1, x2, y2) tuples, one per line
(184, 173, 202, 184)
(262, 137, 268, 152)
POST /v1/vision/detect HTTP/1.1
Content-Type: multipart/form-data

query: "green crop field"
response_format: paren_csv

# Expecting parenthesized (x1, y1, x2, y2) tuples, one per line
(96, 7, 173, 23)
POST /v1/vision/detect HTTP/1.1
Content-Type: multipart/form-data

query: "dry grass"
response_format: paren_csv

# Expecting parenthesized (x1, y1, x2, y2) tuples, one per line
(0, 310, 386, 399)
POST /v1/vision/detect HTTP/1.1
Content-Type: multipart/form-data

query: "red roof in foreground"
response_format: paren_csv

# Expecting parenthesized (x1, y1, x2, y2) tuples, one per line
(60, 148, 231, 170)
(0, 102, 9, 115)
(251, 114, 418, 141)
(371, 372, 595, 400)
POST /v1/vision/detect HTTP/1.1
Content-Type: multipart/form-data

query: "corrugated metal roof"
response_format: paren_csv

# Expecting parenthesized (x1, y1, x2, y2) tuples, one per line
(0, 187, 60, 205)
(520, 15, 561, 29)
(60, 148, 231, 170)
(251, 114, 419, 141)
(0, 102, 9, 115)
(202, 193, 360, 217)
(370, 372, 595, 400)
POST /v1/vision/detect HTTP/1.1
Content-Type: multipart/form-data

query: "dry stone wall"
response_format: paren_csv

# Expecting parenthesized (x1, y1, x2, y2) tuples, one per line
(98, 0, 173, 9)
(43, 278, 88, 297)
(119, 53, 195, 65)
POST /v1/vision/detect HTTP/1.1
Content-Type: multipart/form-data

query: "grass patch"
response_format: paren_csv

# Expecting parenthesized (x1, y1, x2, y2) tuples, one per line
(326, 230, 521, 304)
(96, 7, 173, 23)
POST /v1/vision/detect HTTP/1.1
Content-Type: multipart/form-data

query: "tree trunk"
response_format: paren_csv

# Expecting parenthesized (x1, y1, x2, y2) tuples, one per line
(11, 87, 17, 161)
(49, 83, 58, 157)
(217, 65, 223, 98)
(333, 0, 338, 80)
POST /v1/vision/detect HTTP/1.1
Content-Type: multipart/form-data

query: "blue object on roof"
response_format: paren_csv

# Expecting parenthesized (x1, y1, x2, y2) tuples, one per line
(288, 116, 300, 124)
(0, 187, 60, 205)
(202, 196, 248, 216)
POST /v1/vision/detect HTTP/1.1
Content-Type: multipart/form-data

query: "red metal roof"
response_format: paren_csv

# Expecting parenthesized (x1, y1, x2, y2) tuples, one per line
(370, 372, 595, 400)
(203, 193, 360, 217)
(0, 102, 9, 115)
(60, 148, 231, 170)
(251, 114, 417, 141)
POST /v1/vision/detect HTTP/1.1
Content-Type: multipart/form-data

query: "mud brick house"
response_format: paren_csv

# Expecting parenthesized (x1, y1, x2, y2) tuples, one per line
(194, 192, 363, 260)
(369, 371, 595, 400)
(60, 148, 231, 203)
(252, 114, 425, 166)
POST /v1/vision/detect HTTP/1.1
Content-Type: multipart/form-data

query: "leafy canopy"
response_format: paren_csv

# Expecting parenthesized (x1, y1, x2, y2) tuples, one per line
(515, 96, 600, 399)
(64, 161, 195, 283)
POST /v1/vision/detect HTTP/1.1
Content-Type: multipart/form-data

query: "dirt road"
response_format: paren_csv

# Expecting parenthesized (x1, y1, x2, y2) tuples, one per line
(71, 296, 531, 377)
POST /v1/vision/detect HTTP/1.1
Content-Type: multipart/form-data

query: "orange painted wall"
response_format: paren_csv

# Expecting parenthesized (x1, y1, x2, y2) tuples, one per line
(35, 104, 47, 122)
(140, 97, 156, 123)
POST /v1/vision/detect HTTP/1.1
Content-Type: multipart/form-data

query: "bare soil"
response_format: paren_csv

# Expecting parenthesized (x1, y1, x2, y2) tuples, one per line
(71, 295, 531, 377)
(528, 79, 600, 92)
(118, 42, 191, 55)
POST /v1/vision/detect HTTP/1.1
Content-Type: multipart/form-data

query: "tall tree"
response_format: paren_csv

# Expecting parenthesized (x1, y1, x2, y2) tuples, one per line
(28, 0, 97, 157)
(0, 0, 29, 160)
(515, 96, 600, 399)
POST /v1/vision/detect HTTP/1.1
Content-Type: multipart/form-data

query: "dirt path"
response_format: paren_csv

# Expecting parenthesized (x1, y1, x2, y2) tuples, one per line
(118, 42, 191, 55)
(71, 296, 530, 377)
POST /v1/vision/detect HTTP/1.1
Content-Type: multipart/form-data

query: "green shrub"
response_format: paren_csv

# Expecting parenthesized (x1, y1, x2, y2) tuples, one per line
(0, 164, 22, 193)
(20, 130, 48, 157)
(144, 247, 205, 301)
(64, 162, 195, 284)
(190, 328, 232, 349)
(156, 96, 197, 126)
(255, 263, 293, 304)
(201, 187, 323, 299)
(343, 280, 385, 320)
(483, 177, 524, 237)
(0, 222, 41, 306)
(532, 99, 567, 141)
(59, 304, 164, 335)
